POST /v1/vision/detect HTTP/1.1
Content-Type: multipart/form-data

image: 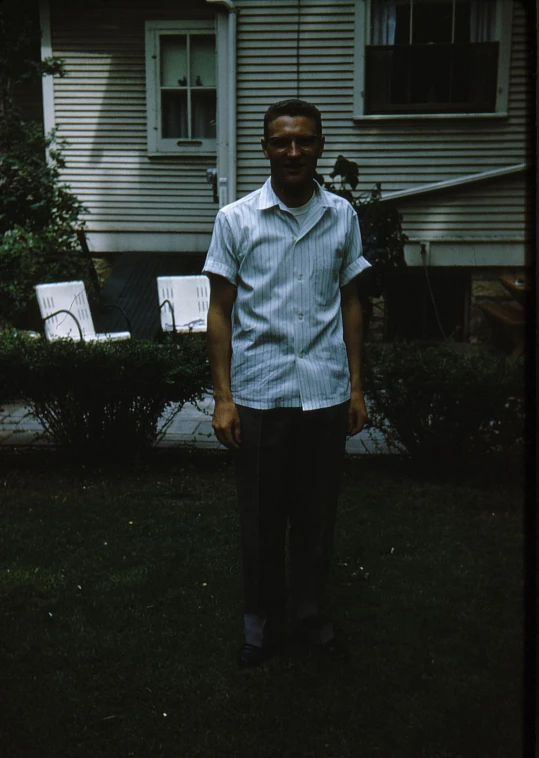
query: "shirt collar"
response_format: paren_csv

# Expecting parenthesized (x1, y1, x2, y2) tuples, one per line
(257, 177, 330, 211)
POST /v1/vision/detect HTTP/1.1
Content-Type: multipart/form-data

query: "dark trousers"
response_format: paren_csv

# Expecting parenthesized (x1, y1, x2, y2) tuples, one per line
(233, 402, 348, 647)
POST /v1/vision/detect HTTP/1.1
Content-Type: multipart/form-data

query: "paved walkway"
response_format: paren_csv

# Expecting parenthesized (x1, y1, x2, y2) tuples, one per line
(0, 395, 390, 454)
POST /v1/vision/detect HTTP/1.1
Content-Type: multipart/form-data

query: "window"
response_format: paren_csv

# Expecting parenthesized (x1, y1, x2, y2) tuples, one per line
(355, 0, 512, 118)
(146, 20, 217, 154)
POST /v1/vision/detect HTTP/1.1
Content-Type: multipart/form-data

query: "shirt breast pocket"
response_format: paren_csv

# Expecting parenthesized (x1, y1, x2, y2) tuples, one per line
(314, 249, 343, 292)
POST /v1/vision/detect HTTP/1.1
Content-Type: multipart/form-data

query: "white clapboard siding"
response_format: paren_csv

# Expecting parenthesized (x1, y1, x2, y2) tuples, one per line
(47, 0, 532, 252)
(50, 0, 217, 233)
(397, 174, 528, 242)
(235, 0, 532, 245)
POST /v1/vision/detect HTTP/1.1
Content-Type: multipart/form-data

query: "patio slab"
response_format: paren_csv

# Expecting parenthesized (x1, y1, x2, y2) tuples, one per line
(0, 396, 395, 454)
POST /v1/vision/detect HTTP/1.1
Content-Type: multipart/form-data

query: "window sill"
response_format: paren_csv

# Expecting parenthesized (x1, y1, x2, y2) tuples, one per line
(147, 151, 217, 159)
(353, 112, 509, 123)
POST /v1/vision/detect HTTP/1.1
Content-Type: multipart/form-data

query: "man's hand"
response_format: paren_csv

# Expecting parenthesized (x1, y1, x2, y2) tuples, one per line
(347, 391, 368, 436)
(212, 399, 242, 450)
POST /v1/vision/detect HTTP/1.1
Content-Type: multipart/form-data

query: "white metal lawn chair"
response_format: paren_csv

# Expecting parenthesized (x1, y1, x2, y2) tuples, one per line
(35, 280, 131, 342)
(157, 275, 209, 334)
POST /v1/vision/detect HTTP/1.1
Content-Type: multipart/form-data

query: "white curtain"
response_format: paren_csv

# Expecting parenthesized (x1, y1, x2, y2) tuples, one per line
(371, 0, 397, 45)
(470, 0, 495, 43)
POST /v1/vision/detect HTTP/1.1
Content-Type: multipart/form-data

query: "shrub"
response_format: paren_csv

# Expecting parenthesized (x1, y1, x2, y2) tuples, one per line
(0, 331, 211, 457)
(0, 222, 97, 328)
(363, 342, 526, 465)
(0, 8, 93, 329)
(318, 157, 408, 331)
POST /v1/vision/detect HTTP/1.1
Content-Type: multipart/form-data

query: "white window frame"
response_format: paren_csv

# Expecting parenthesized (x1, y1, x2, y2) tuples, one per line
(353, 0, 513, 121)
(145, 19, 217, 155)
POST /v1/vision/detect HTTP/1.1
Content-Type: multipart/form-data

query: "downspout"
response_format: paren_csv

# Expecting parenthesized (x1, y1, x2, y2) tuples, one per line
(206, 0, 237, 204)
(38, 0, 55, 162)
(296, 0, 300, 98)
(227, 9, 237, 202)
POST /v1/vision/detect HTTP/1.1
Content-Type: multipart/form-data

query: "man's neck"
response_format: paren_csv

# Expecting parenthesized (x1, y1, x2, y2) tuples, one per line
(270, 179, 315, 208)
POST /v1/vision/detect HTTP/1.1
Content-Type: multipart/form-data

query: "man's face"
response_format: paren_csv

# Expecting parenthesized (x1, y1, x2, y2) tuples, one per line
(261, 115, 325, 194)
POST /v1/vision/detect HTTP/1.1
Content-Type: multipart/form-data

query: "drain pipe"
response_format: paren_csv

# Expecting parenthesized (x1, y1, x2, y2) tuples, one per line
(39, 0, 55, 163)
(227, 8, 237, 203)
(206, 0, 237, 205)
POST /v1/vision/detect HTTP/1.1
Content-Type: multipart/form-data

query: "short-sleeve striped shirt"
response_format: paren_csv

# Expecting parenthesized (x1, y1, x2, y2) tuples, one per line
(202, 178, 371, 411)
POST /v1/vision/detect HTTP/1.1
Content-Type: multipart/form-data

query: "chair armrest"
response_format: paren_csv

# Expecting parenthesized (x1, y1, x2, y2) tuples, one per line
(103, 303, 133, 334)
(159, 299, 176, 333)
(43, 309, 84, 341)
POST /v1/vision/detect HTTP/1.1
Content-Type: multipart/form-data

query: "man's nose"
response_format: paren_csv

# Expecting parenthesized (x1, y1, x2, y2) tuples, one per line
(286, 140, 301, 157)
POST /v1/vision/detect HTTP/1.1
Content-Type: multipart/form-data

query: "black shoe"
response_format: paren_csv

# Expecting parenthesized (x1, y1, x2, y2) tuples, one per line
(237, 643, 277, 668)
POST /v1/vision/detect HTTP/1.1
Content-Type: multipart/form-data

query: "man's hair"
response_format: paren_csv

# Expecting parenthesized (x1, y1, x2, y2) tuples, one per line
(263, 99, 323, 140)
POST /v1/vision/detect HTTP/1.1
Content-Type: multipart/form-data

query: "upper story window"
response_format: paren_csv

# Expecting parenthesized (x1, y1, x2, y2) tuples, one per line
(355, 0, 512, 118)
(146, 20, 216, 155)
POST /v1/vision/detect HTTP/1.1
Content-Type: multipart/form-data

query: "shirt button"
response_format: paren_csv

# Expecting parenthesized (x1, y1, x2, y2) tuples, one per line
(298, 313, 303, 320)
(299, 350, 304, 358)
(298, 274, 303, 280)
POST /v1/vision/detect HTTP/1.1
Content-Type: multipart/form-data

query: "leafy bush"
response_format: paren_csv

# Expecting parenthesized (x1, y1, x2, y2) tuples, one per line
(0, 221, 97, 328)
(0, 331, 211, 457)
(0, 8, 93, 328)
(318, 157, 408, 330)
(363, 342, 526, 465)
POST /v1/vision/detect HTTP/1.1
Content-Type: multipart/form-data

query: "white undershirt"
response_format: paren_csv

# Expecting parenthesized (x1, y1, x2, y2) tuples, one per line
(285, 192, 318, 234)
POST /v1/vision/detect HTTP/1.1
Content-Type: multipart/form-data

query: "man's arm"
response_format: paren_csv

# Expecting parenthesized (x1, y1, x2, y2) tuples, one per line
(206, 273, 242, 450)
(341, 279, 368, 436)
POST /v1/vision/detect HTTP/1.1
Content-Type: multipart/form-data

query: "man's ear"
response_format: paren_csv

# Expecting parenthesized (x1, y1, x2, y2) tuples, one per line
(261, 138, 269, 159)
(318, 135, 326, 158)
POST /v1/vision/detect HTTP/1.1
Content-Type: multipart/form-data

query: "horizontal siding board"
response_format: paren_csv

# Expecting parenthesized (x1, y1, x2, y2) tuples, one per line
(396, 174, 528, 239)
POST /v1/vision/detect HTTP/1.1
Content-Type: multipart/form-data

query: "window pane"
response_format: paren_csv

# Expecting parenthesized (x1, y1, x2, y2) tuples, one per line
(190, 35, 216, 87)
(160, 36, 187, 87)
(454, 1, 472, 43)
(162, 91, 188, 138)
(371, 0, 405, 45)
(454, 0, 496, 43)
(469, 0, 496, 42)
(391, 47, 411, 103)
(394, 2, 411, 44)
(365, 42, 498, 113)
(412, 1, 453, 44)
(410, 46, 452, 104)
(191, 90, 216, 138)
(365, 47, 397, 106)
(451, 42, 498, 108)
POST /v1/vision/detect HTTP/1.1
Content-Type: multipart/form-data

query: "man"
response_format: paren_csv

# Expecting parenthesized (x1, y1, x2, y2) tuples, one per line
(203, 99, 370, 668)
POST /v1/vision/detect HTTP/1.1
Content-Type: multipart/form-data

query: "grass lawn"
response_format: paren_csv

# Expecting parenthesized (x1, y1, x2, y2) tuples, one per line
(0, 448, 525, 758)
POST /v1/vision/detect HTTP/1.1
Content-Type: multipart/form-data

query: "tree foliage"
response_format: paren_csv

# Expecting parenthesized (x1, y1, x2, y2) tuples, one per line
(319, 156, 408, 300)
(0, 4, 92, 328)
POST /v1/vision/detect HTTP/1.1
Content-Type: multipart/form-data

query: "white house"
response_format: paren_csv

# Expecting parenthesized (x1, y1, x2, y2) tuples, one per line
(32, 0, 535, 341)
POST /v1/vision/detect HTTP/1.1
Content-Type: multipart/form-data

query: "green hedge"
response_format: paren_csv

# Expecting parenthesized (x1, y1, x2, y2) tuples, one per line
(363, 342, 526, 464)
(0, 331, 211, 456)
(0, 333, 526, 464)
